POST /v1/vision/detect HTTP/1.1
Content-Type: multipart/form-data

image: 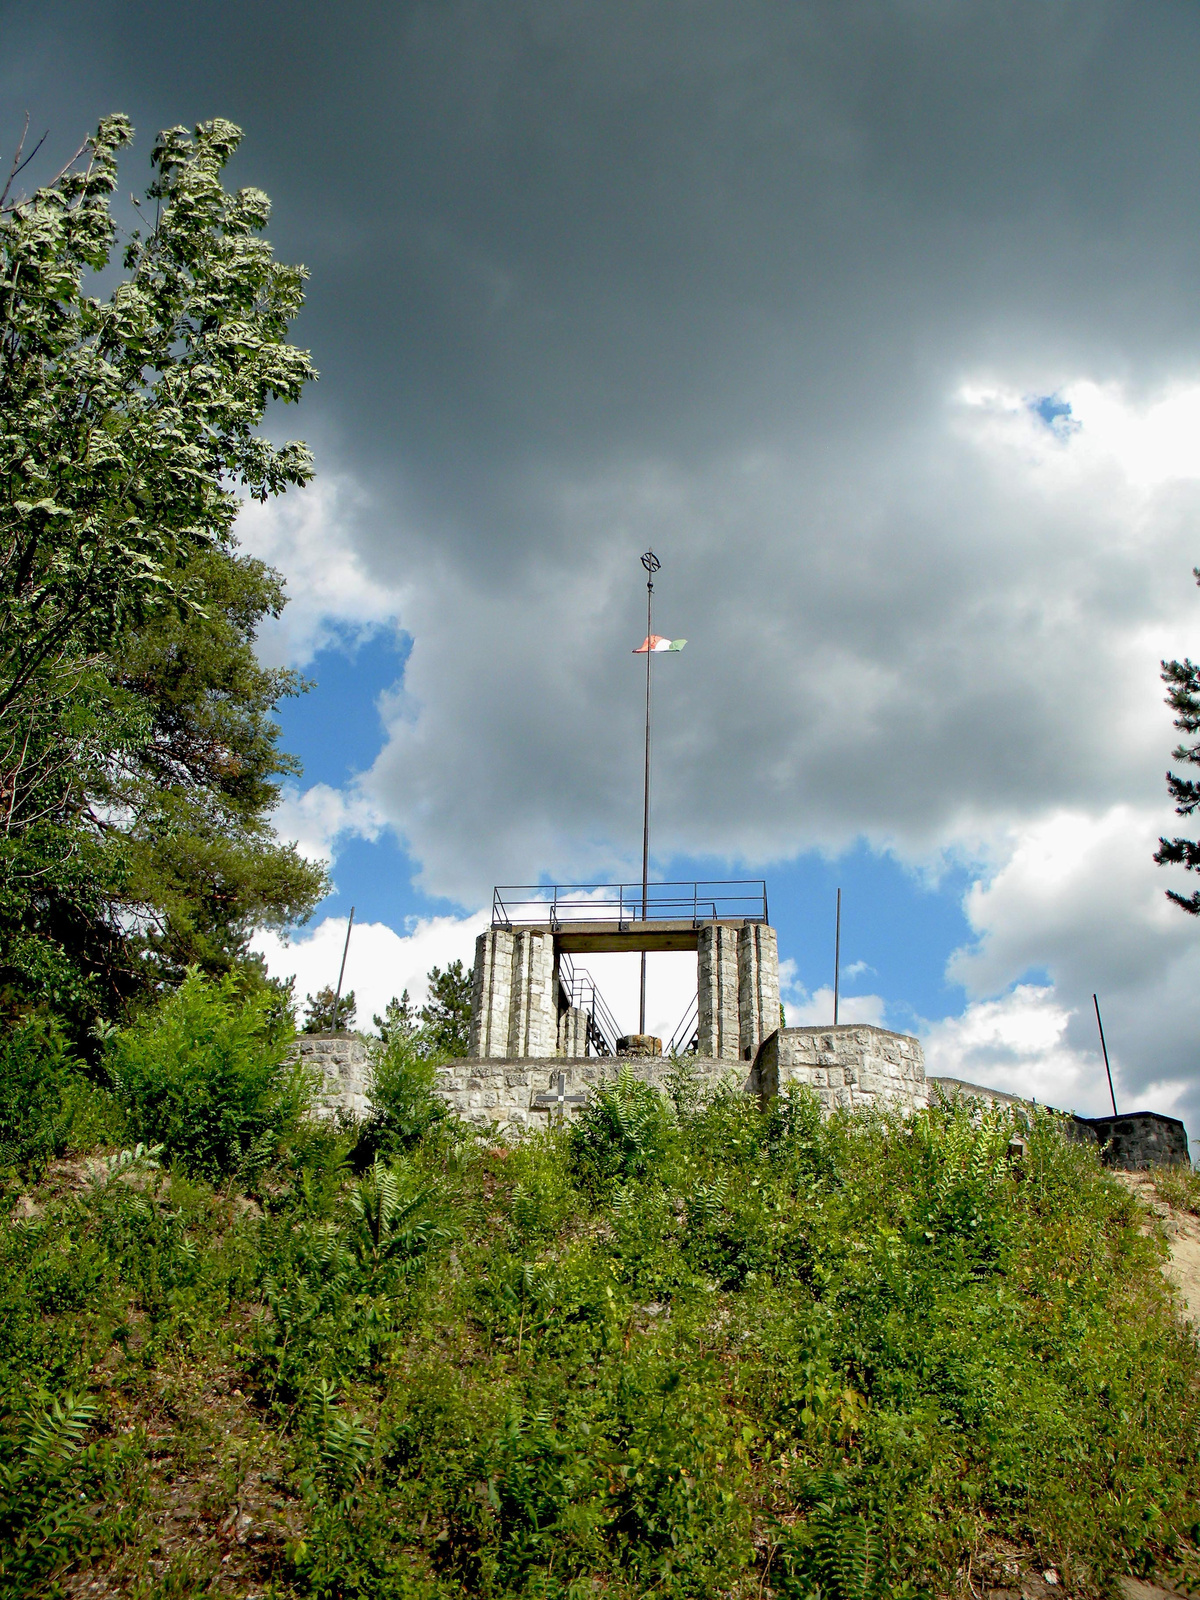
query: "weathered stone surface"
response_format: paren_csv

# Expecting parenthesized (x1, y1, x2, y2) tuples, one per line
(697, 924, 740, 1060)
(290, 1032, 370, 1120)
(752, 1025, 927, 1114)
(506, 931, 554, 1058)
(617, 1034, 662, 1056)
(738, 923, 780, 1061)
(556, 1006, 587, 1056)
(433, 1055, 750, 1133)
(469, 928, 515, 1058)
(1079, 1112, 1190, 1169)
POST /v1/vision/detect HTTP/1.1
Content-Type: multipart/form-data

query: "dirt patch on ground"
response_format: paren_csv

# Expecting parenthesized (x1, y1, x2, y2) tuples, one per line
(1111, 1172, 1200, 1326)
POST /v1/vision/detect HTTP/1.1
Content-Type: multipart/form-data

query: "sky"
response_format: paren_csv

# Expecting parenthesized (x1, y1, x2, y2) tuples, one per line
(9, 0, 1200, 1127)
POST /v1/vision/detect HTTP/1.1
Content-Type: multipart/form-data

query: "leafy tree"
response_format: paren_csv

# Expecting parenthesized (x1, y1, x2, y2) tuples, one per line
(373, 990, 418, 1044)
(418, 960, 473, 1057)
(109, 543, 326, 982)
(0, 114, 319, 1020)
(303, 985, 356, 1034)
(1155, 582, 1200, 913)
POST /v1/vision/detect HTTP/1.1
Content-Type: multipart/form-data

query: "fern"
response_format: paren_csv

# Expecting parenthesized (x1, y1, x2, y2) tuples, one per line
(303, 1380, 373, 1496)
(0, 1394, 108, 1594)
(347, 1158, 446, 1273)
(809, 1503, 887, 1600)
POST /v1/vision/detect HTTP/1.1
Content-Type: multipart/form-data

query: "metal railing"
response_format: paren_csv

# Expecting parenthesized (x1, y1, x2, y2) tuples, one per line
(558, 951, 621, 1056)
(493, 880, 768, 930)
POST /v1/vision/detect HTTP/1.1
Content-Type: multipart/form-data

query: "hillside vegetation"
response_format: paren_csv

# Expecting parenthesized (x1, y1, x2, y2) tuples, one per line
(2, 975, 1200, 1600)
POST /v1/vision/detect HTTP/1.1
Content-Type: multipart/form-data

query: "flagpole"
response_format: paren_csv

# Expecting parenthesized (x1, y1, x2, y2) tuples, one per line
(640, 550, 659, 1035)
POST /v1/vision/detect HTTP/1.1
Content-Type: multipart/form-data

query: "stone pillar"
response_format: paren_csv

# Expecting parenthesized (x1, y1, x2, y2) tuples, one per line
(507, 931, 555, 1058)
(738, 923, 780, 1061)
(469, 928, 514, 1058)
(697, 924, 741, 1060)
(558, 1005, 589, 1057)
(290, 1033, 370, 1121)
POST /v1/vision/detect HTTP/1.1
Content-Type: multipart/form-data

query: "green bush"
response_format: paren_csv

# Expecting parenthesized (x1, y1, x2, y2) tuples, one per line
(0, 1018, 120, 1174)
(108, 968, 312, 1179)
(5, 1043, 1200, 1597)
(568, 1065, 675, 1192)
(354, 1033, 449, 1165)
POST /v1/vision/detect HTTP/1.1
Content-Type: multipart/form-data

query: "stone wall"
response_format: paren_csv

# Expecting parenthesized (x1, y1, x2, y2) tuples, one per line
(752, 1025, 928, 1114)
(1078, 1112, 1190, 1169)
(433, 1055, 750, 1134)
(295, 1027, 1193, 1171)
(291, 1032, 370, 1120)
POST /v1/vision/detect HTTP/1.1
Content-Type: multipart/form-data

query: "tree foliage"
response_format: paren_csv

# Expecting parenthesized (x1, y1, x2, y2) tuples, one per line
(418, 959, 473, 1057)
(1154, 571, 1200, 913)
(303, 985, 357, 1034)
(0, 114, 323, 1021)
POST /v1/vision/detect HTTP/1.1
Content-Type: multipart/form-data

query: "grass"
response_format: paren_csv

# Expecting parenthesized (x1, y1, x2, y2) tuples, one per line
(1, 1012, 1199, 1598)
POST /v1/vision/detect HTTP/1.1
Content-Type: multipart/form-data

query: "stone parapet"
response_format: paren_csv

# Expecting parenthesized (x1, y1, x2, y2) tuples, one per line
(433, 1055, 749, 1134)
(752, 1024, 927, 1114)
(1077, 1111, 1190, 1169)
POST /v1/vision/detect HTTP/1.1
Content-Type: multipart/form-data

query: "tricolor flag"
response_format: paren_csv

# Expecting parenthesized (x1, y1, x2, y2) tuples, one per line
(633, 635, 687, 653)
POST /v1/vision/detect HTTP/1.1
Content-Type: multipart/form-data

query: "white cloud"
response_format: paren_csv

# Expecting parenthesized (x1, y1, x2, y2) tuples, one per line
(842, 960, 874, 980)
(235, 476, 410, 669)
(779, 959, 887, 1028)
(337, 372, 1200, 905)
(252, 910, 489, 1031)
(923, 985, 1104, 1112)
(936, 805, 1200, 1125)
(273, 781, 385, 868)
(784, 985, 887, 1029)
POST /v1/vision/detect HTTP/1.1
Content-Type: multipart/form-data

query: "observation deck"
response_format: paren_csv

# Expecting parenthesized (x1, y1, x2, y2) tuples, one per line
(490, 880, 768, 953)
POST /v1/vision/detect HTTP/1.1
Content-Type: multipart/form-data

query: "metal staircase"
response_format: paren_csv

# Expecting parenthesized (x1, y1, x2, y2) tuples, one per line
(557, 952, 622, 1056)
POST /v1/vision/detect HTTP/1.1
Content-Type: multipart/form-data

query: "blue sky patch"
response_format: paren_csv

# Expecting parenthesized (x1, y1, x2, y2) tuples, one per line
(1028, 392, 1080, 435)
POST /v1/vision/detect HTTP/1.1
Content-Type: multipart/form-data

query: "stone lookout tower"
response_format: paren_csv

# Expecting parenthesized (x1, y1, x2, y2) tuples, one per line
(435, 877, 929, 1133)
(469, 880, 779, 1064)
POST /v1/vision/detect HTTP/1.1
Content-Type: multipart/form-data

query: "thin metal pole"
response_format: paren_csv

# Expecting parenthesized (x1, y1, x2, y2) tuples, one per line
(833, 887, 841, 1026)
(639, 551, 658, 1035)
(1093, 993, 1118, 1116)
(332, 905, 355, 1032)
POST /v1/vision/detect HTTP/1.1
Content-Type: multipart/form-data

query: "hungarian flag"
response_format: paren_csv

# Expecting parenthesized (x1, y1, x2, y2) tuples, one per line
(633, 635, 687, 653)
